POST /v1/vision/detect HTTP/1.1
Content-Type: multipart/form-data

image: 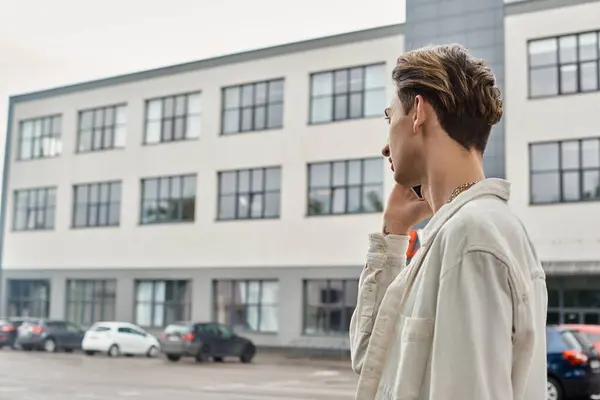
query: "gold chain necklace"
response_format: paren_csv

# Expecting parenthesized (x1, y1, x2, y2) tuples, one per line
(447, 181, 479, 203)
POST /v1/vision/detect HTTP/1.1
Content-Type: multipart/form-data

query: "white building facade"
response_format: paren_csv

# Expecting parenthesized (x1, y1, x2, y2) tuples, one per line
(0, 26, 403, 351)
(505, 0, 600, 326)
(1, 0, 600, 351)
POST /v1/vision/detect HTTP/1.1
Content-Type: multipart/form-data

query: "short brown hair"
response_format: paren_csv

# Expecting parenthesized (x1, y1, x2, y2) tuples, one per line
(392, 44, 503, 153)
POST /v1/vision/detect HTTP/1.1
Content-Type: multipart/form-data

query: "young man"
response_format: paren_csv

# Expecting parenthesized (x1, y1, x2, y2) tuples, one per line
(349, 44, 548, 399)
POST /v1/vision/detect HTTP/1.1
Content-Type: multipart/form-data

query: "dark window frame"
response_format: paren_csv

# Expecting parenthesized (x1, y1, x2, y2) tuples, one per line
(542, 280, 600, 325)
(12, 186, 57, 231)
(220, 78, 284, 135)
(6, 279, 51, 318)
(309, 62, 386, 124)
(72, 181, 122, 228)
(307, 157, 384, 216)
(16, 114, 62, 161)
(134, 279, 191, 328)
(140, 174, 197, 225)
(212, 279, 279, 334)
(216, 166, 281, 220)
(528, 30, 600, 99)
(65, 279, 117, 326)
(77, 104, 127, 153)
(529, 137, 600, 205)
(143, 91, 201, 145)
(302, 279, 358, 336)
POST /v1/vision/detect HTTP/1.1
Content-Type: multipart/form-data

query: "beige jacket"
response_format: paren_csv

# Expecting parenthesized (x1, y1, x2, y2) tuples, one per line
(350, 179, 548, 400)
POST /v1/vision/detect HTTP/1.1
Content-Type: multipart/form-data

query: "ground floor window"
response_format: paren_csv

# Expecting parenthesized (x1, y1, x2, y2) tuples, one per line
(213, 280, 279, 333)
(303, 279, 358, 335)
(547, 276, 600, 325)
(66, 280, 116, 326)
(7, 280, 50, 317)
(134, 280, 191, 327)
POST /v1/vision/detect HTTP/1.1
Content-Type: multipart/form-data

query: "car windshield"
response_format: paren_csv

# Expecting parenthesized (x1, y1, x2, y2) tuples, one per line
(217, 325, 233, 338)
(91, 325, 111, 332)
(572, 330, 595, 350)
(547, 328, 584, 352)
(164, 324, 191, 334)
(14, 319, 36, 327)
(562, 330, 584, 351)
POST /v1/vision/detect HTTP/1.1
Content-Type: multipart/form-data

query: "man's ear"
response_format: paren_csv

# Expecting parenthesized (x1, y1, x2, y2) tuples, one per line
(412, 95, 427, 133)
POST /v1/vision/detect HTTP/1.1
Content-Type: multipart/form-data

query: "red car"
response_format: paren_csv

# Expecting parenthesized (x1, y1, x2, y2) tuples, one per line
(562, 324, 600, 354)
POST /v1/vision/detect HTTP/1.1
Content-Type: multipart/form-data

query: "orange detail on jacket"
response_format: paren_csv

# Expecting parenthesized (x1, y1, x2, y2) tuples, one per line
(406, 230, 420, 263)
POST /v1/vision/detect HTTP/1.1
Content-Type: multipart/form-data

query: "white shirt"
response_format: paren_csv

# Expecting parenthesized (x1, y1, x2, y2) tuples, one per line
(349, 179, 548, 400)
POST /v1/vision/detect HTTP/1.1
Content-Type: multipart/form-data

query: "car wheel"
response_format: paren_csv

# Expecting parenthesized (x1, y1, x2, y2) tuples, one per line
(240, 344, 255, 364)
(213, 356, 224, 362)
(146, 346, 158, 358)
(43, 338, 57, 353)
(547, 377, 563, 400)
(166, 354, 181, 362)
(85, 350, 96, 356)
(107, 344, 120, 358)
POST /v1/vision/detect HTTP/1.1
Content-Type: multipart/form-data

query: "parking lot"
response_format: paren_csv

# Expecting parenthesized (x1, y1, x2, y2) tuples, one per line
(0, 350, 357, 400)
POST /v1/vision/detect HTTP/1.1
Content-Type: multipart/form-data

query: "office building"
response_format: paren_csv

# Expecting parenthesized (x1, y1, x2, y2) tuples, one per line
(1, 0, 599, 351)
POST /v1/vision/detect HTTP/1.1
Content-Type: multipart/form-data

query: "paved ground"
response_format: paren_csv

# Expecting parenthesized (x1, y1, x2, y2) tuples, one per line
(0, 350, 357, 400)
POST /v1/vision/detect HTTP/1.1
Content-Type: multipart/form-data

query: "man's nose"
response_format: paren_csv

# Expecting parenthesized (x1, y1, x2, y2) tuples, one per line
(381, 143, 390, 158)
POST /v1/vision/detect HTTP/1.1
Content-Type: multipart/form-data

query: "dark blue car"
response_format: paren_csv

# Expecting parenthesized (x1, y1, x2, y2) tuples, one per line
(547, 326, 600, 400)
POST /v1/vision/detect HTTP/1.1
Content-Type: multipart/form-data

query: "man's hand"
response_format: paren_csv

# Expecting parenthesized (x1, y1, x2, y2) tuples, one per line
(383, 184, 432, 236)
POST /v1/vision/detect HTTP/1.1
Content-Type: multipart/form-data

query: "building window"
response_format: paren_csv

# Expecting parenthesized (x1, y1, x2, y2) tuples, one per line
(77, 104, 126, 152)
(544, 277, 600, 325)
(307, 158, 384, 215)
(17, 115, 62, 160)
(7, 280, 50, 318)
(66, 280, 116, 326)
(13, 187, 56, 231)
(134, 280, 191, 328)
(529, 31, 600, 98)
(144, 92, 201, 144)
(73, 181, 121, 228)
(213, 280, 279, 333)
(303, 279, 358, 335)
(530, 138, 600, 204)
(222, 79, 284, 134)
(217, 167, 281, 220)
(309, 63, 386, 124)
(140, 174, 196, 224)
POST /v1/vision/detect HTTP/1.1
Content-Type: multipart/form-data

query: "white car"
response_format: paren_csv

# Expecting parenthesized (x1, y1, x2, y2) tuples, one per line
(82, 322, 160, 358)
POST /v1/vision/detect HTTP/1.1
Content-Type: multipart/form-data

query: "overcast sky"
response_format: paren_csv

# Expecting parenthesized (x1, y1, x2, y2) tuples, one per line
(0, 0, 404, 171)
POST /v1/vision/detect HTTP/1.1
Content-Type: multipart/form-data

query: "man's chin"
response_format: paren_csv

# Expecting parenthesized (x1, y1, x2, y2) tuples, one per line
(393, 169, 407, 185)
(393, 169, 418, 187)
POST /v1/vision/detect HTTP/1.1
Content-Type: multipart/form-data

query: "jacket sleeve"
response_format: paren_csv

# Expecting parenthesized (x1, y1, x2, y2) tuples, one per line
(429, 249, 514, 400)
(349, 233, 409, 374)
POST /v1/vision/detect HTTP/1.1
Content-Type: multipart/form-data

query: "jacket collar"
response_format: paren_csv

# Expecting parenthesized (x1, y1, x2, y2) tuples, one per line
(421, 178, 511, 246)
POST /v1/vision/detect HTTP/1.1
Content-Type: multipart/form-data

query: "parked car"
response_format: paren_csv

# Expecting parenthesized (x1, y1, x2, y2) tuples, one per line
(16, 319, 85, 352)
(82, 321, 160, 357)
(562, 324, 600, 354)
(0, 317, 37, 349)
(547, 325, 600, 400)
(159, 322, 255, 363)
